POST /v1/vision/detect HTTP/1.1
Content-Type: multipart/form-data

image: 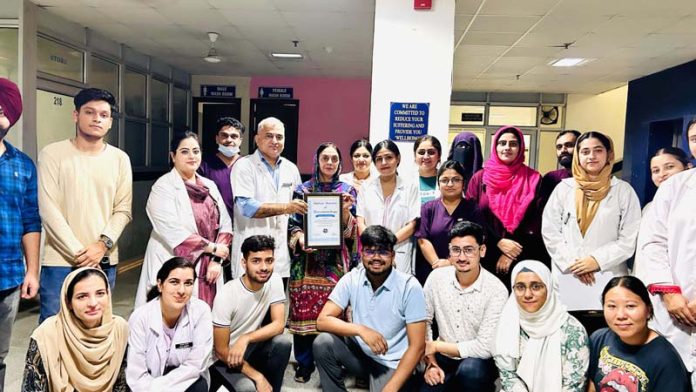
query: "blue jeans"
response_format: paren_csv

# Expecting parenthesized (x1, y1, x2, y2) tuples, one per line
(419, 354, 497, 392)
(39, 266, 117, 323)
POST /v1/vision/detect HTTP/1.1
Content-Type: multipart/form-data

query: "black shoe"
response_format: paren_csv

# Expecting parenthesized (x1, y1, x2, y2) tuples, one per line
(355, 375, 369, 389)
(294, 365, 313, 383)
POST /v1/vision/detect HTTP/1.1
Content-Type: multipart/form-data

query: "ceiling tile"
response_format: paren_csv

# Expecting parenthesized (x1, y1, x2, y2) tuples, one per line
(481, 0, 560, 17)
(460, 31, 522, 46)
(470, 15, 540, 33)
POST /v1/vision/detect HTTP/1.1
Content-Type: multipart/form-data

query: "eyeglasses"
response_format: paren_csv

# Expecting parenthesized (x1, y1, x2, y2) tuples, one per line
(512, 283, 546, 295)
(438, 177, 464, 186)
(263, 133, 284, 142)
(416, 149, 438, 156)
(449, 246, 479, 257)
(362, 248, 392, 258)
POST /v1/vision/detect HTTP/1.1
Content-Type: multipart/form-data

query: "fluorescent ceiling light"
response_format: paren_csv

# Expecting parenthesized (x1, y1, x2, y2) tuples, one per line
(271, 53, 303, 59)
(549, 58, 590, 67)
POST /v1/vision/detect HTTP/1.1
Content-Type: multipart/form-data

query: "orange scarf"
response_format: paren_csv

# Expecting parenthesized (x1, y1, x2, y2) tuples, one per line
(572, 139, 614, 236)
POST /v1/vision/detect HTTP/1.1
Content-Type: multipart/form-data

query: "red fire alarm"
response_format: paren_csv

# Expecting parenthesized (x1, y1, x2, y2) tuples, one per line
(415, 0, 432, 10)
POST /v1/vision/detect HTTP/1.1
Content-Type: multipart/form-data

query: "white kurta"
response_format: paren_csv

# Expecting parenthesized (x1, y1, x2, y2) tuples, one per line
(135, 169, 232, 307)
(356, 175, 420, 273)
(230, 152, 301, 279)
(637, 168, 696, 372)
(542, 177, 641, 310)
(127, 297, 213, 391)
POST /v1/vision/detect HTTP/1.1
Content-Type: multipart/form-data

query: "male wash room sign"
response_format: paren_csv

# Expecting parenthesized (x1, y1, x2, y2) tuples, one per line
(389, 102, 429, 142)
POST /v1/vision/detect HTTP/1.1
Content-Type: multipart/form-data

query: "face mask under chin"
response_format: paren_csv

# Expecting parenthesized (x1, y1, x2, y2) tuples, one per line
(218, 144, 240, 157)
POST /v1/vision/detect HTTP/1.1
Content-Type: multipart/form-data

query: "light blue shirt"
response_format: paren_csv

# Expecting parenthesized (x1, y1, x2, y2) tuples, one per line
(328, 267, 427, 369)
(235, 150, 286, 218)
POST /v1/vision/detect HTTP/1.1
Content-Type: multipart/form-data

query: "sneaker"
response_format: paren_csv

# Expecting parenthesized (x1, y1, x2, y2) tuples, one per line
(294, 365, 313, 383)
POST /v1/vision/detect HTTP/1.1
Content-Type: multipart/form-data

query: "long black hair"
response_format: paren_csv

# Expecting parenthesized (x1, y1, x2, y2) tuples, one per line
(146, 257, 197, 302)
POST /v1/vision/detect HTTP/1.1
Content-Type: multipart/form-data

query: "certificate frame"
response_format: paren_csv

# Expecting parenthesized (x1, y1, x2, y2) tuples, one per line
(304, 192, 343, 249)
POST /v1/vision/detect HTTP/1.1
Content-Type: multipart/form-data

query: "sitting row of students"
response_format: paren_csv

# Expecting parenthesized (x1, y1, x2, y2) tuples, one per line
(22, 224, 692, 392)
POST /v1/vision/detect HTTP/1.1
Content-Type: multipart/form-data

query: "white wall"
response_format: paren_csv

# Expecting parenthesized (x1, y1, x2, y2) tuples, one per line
(369, 0, 455, 179)
(566, 85, 629, 161)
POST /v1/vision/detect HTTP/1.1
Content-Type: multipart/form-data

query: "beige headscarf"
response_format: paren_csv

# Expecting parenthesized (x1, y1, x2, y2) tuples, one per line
(572, 133, 614, 236)
(30, 267, 128, 392)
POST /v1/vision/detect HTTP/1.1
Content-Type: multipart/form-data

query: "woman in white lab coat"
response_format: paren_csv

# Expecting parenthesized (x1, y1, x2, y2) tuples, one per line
(542, 131, 641, 334)
(637, 120, 696, 386)
(356, 140, 420, 274)
(135, 132, 232, 308)
(127, 257, 213, 392)
(632, 147, 691, 278)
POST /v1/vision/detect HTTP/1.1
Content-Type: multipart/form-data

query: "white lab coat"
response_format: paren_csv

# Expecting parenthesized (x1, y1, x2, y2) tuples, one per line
(127, 297, 213, 391)
(356, 175, 420, 273)
(542, 177, 641, 310)
(135, 169, 232, 307)
(637, 168, 696, 372)
(230, 151, 301, 278)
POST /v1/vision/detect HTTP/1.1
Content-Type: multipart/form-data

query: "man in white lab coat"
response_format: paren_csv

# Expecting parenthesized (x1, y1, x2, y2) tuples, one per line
(230, 117, 305, 285)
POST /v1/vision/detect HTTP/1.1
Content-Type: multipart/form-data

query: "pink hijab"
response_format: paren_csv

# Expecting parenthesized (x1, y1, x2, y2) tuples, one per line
(482, 126, 541, 233)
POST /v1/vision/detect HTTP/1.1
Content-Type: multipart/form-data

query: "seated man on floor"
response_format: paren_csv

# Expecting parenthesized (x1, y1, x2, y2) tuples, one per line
(210, 235, 290, 392)
(314, 225, 427, 392)
(421, 221, 507, 392)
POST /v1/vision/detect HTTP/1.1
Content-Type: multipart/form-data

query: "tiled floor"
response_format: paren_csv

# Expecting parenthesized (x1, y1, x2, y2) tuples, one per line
(3, 265, 366, 392)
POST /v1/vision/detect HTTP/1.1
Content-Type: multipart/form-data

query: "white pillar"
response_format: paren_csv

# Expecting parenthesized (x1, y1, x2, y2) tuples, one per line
(369, 0, 455, 179)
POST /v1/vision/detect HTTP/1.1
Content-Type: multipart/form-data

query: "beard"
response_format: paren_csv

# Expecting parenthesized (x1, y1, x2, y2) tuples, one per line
(0, 126, 9, 140)
(558, 154, 573, 169)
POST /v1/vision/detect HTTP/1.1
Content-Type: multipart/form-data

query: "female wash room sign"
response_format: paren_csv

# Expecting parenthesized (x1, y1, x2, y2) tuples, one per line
(389, 102, 429, 142)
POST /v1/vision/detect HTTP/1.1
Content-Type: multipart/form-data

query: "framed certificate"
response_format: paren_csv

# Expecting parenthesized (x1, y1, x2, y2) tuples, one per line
(304, 192, 343, 249)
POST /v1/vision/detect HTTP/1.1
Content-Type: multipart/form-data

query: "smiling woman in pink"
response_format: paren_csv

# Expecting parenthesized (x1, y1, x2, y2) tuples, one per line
(466, 126, 547, 285)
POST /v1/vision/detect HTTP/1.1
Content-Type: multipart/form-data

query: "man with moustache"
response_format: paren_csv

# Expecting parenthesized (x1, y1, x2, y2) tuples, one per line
(420, 221, 507, 392)
(210, 235, 291, 392)
(231, 117, 305, 285)
(37, 88, 132, 322)
(314, 225, 427, 392)
(0, 78, 41, 391)
(539, 130, 581, 208)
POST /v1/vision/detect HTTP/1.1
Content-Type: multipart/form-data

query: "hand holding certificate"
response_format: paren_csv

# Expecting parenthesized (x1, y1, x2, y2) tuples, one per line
(304, 193, 343, 249)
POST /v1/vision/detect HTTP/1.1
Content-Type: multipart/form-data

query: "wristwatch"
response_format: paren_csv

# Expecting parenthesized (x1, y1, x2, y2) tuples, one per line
(99, 235, 114, 251)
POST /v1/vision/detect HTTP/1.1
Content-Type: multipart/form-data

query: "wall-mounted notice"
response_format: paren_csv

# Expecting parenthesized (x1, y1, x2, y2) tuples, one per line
(389, 102, 429, 142)
(258, 87, 294, 98)
(200, 85, 236, 98)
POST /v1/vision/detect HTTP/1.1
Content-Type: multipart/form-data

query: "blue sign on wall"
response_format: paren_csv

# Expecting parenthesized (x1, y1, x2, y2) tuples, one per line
(200, 85, 236, 98)
(389, 102, 429, 142)
(258, 87, 294, 98)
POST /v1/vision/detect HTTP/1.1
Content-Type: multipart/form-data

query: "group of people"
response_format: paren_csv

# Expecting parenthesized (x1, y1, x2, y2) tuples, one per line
(0, 79, 695, 392)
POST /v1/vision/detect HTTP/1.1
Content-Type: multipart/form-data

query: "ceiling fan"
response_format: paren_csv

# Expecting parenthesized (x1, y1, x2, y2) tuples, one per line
(204, 32, 222, 63)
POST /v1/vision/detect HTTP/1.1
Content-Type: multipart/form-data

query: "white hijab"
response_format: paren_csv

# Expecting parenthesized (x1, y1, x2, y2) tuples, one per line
(494, 260, 569, 392)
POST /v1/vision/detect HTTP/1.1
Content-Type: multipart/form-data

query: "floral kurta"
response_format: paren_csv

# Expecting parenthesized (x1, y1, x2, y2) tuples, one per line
(495, 315, 590, 392)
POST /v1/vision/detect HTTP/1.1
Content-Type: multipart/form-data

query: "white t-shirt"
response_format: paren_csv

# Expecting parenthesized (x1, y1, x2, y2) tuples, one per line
(212, 274, 286, 344)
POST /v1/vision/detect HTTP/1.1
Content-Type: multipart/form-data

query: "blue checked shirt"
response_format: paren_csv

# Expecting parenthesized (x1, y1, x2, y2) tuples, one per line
(0, 141, 41, 290)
